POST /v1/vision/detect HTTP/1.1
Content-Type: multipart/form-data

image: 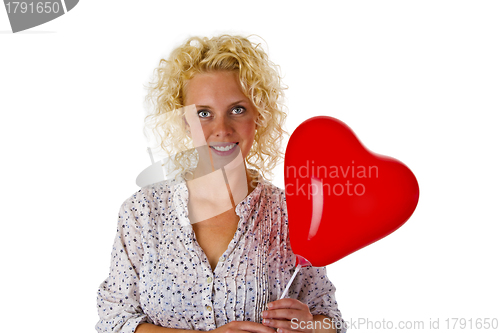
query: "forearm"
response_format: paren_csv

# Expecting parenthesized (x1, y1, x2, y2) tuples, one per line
(312, 315, 338, 333)
(135, 323, 198, 333)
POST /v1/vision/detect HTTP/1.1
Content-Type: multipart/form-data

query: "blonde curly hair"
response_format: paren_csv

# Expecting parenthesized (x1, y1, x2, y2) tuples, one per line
(145, 35, 287, 181)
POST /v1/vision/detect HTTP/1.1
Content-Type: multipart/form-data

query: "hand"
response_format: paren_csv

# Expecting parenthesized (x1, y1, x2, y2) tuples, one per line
(213, 320, 277, 333)
(261, 298, 314, 333)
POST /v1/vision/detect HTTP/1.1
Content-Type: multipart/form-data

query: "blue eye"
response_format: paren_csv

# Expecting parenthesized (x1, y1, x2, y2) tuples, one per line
(198, 110, 211, 118)
(232, 107, 245, 114)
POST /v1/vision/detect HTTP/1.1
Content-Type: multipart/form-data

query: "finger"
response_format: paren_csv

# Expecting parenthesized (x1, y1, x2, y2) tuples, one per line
(229, 321, 277, 333)
(263, 309, 307, 321)
(262, 318, 293, 331)
(267, 298, 309, 311)
(262, 319, 312, 333)
(277, 328, 299, 333)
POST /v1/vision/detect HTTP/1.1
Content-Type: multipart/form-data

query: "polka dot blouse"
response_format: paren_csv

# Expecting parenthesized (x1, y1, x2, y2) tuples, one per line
(96, 174, 345, 332)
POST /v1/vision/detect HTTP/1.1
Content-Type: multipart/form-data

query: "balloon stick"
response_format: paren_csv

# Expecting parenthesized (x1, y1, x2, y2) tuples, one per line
(279, 264, 302, 299)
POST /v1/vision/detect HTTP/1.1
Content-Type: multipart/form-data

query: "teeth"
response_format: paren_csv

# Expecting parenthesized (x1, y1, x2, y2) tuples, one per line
(212, 143, 236, 152)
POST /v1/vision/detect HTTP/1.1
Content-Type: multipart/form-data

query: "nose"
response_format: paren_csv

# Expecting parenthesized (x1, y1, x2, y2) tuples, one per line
(212, 116, 233, 138)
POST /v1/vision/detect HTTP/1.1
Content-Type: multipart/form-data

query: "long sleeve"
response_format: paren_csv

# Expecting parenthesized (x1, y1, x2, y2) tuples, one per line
(288, 265, 346, 333)
(96, 198, 148, 333)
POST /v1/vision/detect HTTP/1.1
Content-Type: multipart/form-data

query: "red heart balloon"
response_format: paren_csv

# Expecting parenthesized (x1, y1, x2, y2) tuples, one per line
(285, 116, 419, 267)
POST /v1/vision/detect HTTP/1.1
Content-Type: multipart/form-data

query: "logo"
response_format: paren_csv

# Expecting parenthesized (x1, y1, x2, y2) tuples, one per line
(3, 0, 79, 33)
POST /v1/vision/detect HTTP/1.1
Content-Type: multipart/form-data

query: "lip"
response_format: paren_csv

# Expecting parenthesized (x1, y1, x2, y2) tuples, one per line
(209, 142, 239, 156)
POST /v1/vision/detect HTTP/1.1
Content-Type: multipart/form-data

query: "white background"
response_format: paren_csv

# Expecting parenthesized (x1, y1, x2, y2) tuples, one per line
(1, 1, 499, 332)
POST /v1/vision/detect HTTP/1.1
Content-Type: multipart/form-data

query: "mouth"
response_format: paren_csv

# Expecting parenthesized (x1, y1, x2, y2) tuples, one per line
(209, 142, 239, 155)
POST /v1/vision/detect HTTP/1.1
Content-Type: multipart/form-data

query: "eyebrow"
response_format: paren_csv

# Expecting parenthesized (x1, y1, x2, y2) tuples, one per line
(196, 100, 246, 109)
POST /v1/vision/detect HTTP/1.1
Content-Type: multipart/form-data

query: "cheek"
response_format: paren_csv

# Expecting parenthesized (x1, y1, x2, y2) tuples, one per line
(242, 122, 257, 142)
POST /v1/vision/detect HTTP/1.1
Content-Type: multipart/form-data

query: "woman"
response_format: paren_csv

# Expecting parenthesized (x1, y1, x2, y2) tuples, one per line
(96, 35, 345, 333)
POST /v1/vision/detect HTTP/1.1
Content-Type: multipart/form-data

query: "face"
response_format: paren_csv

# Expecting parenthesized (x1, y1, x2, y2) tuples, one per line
(184, 71, 258, 164)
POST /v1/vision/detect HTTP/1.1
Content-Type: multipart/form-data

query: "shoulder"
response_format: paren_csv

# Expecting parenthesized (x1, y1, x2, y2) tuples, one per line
(257, 180, 287, 209)
(128, 174, 186, 202)
(118, 177, 184, 224)
(122, 179, 171, 205)
(246, 180, 289, 228)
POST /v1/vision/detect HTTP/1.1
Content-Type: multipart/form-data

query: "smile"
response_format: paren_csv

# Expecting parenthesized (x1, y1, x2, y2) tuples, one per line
(211, 143, 238, 151)
(209, 142, 239, 156)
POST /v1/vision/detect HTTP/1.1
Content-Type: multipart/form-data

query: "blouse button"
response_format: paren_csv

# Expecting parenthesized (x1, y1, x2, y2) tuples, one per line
(220, 257, 226, 262)
(207, 277, 212, 283)
(206, 305, 213, 311)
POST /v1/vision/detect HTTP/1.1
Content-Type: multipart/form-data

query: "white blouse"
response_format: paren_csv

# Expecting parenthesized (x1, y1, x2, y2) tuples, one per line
(96, 174, 345, 332)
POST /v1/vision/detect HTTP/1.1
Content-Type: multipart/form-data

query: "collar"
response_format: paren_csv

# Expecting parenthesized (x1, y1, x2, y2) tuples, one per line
(171, 168, 265, 228)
